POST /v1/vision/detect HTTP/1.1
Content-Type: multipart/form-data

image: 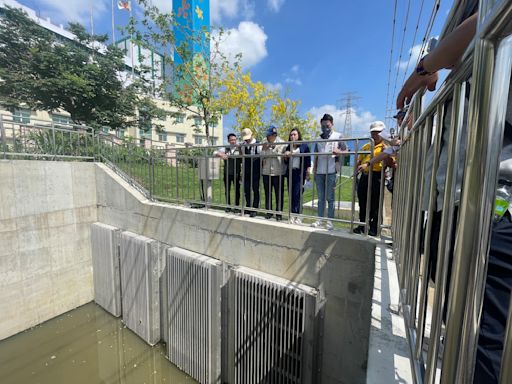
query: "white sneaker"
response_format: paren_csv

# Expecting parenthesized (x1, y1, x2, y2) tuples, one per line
(289, 216, 296, 224)
(311, 220, 323, 228)
(326, 221, 333, 230)
(295, 217, 302, 224)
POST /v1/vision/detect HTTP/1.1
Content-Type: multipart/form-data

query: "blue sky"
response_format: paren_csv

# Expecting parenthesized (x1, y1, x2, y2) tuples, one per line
(14, 0, 454, 137)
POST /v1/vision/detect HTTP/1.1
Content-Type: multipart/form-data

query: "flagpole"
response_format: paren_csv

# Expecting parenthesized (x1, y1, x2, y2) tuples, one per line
(111, 0, 116, 44)
(130, 3, 134, 77)
(89, 1, 94, 36)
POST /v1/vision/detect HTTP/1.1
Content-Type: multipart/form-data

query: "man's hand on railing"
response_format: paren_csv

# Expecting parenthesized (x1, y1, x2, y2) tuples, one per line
(357, 162, 370, 174)
(397, 72, 439, 110)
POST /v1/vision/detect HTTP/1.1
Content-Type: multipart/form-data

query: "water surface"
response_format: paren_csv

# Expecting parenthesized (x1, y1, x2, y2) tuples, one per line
(0, 302, 196, 384)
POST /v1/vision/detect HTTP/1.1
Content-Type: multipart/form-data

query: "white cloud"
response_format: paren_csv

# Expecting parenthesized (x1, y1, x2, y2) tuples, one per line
(282, 64, 302, 86)
(267, 0, 285, 12)
(214, 21, 268, 69)
(396, 43, 423, 71)
(149, 0, 173, 14)
(265, 82, 283, 92)
(211, 0, 255, 24)
(307, 104, 377, 137)
(285, 77, 302, 86)
(34, 0, 108, 24)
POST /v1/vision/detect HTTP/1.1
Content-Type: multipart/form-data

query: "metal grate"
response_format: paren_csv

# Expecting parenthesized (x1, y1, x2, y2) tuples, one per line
(166, 247, 224, 384)
(91, 222, 122, 317)
(119, 231, 163, 346)
(229, 267, 319, 384)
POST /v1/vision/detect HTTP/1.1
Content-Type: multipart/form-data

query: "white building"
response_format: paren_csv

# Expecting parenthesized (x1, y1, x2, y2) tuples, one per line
(0, 0, 223, 147)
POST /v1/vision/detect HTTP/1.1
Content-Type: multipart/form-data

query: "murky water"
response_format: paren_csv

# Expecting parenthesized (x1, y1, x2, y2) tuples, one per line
(0, 302, 197, 384)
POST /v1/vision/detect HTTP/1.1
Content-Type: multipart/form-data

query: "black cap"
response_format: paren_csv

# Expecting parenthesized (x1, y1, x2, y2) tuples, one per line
(320, 113, 333, 123)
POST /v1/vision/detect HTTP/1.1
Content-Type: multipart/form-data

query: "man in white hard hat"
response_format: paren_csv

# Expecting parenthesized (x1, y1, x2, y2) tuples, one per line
(354, 121, 387, 236)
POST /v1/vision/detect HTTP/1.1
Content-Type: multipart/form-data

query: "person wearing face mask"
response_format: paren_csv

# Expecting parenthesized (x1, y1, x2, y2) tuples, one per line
(261, 125, 287, 221)
(311, 114, 347, 230)
(354, 121, 387, 236)
(214, 133, 242, 212)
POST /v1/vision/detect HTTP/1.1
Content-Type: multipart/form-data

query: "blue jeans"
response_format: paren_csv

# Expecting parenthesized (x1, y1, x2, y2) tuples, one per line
(315, 173, 336, 218)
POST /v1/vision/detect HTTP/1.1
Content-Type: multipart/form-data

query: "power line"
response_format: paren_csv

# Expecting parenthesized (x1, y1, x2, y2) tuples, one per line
(390, 0, 412, 119)
(384, 0, 399, 128)
(399, 0, 426, 88)
(416, 0, 441, 66)
(338, 92, 362, 138)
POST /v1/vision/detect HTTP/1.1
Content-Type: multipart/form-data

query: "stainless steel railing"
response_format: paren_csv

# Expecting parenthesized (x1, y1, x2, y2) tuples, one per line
(0, 114, 96, 161)
(1, 113, 397, 234)
(392, 0, 512, 382)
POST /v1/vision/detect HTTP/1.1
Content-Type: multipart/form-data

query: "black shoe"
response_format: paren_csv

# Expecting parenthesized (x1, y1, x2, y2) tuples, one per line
(265, 213, 273, 219)
(276, 215, 282, 221)
(249, 212, 257, 218)
(353, 226, 364, 234)
(225, 208, 232, 213)
(368, 230, 377, 237)
(233, 208, 241, 214)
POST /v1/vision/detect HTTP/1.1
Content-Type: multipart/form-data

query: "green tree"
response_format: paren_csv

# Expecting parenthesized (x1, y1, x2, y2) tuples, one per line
(131, 1, 241, 144)
(0, 6, 162, 130)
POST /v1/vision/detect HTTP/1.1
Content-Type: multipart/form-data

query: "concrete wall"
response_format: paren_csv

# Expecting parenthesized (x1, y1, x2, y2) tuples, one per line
(95, 163, 376, 384)
(0, 160, 97, 341)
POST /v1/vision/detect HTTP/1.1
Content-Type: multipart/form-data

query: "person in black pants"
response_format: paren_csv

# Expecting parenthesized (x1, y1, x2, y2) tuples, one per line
(215, 133, 242, 212)
(284, 128, 311, 223)
(474, 211, 512, 383)
(355, 122, 387, 236)
(240, 128, 261, 217)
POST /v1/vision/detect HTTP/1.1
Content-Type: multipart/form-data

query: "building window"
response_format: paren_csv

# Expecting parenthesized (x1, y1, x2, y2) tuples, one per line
(211, 137, 218, 145)
(176, 134, 185, 143)
(13, 109, 30, 124)
(116, 129, 125, 139)
(174, 113, 185, 124)
(158, 132, 168, 142)
(194, 136, 203, 145)
(139, 129, 145, 137)
(52, 114, 72, 126)
(102, 127, 110, 134)
(193, 116, 202, 126)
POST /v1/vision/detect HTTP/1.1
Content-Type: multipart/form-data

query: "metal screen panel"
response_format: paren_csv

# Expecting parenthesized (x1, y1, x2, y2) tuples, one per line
(119, 231, 162, 346)
(229, 267, 319, 384)
(166, 247, 224, 384)
(91, 222, 122, 317)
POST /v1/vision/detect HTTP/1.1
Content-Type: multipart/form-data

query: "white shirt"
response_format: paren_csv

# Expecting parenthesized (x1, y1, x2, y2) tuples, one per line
(313, 131, 346, 174)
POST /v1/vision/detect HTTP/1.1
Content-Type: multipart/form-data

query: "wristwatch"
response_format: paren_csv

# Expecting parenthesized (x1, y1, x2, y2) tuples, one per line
(416, 57, 433, 76)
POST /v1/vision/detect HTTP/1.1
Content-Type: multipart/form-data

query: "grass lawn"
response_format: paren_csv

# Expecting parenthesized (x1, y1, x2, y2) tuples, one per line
(113, 158, 360, 227)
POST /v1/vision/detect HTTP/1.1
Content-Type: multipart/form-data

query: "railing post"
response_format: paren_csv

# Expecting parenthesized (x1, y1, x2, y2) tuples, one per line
(0, 114, 5, 159)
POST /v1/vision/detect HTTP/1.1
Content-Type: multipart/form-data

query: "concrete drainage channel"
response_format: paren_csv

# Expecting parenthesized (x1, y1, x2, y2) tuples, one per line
(91, 222, 322, 384)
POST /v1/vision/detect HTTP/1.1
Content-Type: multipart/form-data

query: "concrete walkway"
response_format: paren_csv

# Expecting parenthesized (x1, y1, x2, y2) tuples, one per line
(367, 243, 413, 384)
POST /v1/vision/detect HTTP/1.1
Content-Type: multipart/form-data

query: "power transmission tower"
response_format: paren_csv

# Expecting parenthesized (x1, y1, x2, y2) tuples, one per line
(338, 92, 362, 137)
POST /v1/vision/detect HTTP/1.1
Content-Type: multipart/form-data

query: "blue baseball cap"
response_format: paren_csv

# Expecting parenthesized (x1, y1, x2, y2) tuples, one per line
(265, 125, 277, 137)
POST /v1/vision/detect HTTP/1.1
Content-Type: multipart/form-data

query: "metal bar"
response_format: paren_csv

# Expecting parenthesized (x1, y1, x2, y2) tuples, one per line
(440, 16, 499, 384)
(452, 31, 512, 384)
(414, 116, 434, 361)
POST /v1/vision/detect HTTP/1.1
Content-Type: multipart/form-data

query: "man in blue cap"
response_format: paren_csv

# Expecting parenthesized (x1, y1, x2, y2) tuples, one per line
(261, 125, 287, 220)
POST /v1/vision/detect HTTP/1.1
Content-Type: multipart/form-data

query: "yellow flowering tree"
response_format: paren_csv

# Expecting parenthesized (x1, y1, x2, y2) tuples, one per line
(270, 97, 318, 140)
(217, 68, 276, 139)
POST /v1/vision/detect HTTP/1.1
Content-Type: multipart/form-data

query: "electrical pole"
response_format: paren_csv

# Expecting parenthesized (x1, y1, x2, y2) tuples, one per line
(338, 92, 361, 137)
